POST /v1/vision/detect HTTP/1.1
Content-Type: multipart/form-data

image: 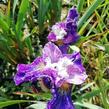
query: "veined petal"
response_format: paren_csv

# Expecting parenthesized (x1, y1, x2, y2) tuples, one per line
(43, 42, 62, 63)
(54, 52, 87, 86)
(66, 64, 87, 84)
(65, 52, 87, 84)
(66, 73, 87, 85)
(14, 57, 45, 85)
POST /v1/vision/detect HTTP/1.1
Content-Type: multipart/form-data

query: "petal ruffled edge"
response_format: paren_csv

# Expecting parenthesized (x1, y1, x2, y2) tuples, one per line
(14, 57, 44, 85)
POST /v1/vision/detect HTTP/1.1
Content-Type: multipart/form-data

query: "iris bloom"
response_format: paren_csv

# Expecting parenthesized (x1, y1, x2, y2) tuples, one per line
(47, 7, 79, 53)
(14, 42, 87, 109)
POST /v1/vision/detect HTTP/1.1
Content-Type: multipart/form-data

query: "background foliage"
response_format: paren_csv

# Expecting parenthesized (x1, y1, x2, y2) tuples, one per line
(0, 0, 109, 109)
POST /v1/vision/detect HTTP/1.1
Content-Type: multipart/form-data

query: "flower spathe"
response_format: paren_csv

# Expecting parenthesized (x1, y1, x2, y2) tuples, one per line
(14, 42, 87, 87)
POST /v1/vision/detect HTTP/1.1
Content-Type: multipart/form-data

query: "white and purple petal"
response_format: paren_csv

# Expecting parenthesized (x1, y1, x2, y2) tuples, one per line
(66, 64, 87, 85)
(43, 42, 62, 63)
(47, 22, 66, 41)
(14, 57, 45, 85)
(54, 52, 87, 86)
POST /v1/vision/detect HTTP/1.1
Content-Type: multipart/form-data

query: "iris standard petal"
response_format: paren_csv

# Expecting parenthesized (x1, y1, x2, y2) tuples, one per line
(66, 7, 78, 23)
(43, 42, 62, 63)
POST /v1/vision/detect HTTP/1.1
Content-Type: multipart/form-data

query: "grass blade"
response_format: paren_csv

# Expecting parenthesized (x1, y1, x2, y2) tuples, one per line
(75, 102, 104, 109)
(0, 100, 34, 108)
(0, 16, 9, 31)
(77, 0, 85, 13)
(13, 0, 19, 15)
(16, 0, 29, 38)
(78, 0, 104, 30)
(37, 0, 50, 32)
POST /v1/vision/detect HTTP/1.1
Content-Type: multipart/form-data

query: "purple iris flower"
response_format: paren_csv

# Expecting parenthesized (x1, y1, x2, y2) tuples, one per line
(47, 7, 79, 48)
(14, 42, 87, 109)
